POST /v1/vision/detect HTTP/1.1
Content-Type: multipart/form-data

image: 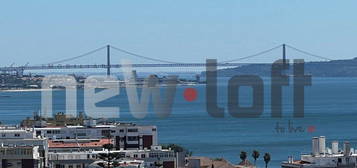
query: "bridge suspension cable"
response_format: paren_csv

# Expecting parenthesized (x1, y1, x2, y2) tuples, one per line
(219, 44, 283, 63)
(45, 45, 107, 65)
(285, 44, 333, 61)
(36, 43, 334, 69)
(110, 45, 183, 64)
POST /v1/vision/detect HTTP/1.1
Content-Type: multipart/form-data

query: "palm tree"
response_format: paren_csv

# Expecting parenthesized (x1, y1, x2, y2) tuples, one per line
(240, 151, 247, 162)
(263, 153, 271, 168)
(98, 144, 119, 168)
(252, 150, 260, 165)
(97, 134, 120, 168)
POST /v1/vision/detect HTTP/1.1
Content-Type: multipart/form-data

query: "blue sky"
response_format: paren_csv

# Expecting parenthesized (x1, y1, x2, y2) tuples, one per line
(1, 0, 357, 68)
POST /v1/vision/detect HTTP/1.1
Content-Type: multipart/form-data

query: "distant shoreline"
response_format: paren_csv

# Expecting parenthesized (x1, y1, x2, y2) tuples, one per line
(0, 88, 60, 92)
(0, 83, 205, 92)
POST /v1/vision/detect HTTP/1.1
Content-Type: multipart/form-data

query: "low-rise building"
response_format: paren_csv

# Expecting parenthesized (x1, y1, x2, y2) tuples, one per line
(48, 151, 95, 168)
(0, 128, 48, 168)
(0, 118, 175, 168)
(0, 127, 35, 139)
(20, 113, 158, 150)
(0, 146, 42, 168)
(34, 123, 157, 150)
(48, 139, 112, 152)
(54, 146, 179, 168)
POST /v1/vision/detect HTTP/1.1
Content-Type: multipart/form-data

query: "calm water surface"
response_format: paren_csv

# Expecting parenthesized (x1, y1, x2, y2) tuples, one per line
(0, 77, 357, 167)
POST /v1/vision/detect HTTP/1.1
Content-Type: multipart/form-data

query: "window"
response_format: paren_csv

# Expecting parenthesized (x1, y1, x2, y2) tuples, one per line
(2, 134, 5, 137)
(128, 136, 138, 141)
(14, 134, 20, 137)
(149, 153, 159, 158)
(119, 129, 124, 133)
(141, 154, 146, 158)
(68, 165, 73, 168)
(76, 165, 81, 168)
(101, 130, 110, 136)
(128, 128, 138, 132)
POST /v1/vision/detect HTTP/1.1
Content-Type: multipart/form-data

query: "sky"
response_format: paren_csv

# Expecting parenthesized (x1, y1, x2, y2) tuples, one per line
(1, 0, 357, 71)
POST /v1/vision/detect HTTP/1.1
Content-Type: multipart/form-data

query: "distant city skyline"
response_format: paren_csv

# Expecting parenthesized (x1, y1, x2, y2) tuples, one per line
(1, 0, 357, 70)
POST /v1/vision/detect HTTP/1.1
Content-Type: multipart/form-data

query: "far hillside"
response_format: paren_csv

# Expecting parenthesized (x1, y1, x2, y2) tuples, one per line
(205, 57, 357, 77)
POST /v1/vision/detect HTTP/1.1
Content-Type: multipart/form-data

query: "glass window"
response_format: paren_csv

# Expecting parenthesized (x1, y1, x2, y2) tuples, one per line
(128, 128, 138, 132)
(128, 136, 138, 141)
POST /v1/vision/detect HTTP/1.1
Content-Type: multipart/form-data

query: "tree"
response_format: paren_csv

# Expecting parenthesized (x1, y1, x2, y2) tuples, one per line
(252, 150, 260, 165)
(240, 151, 247, 162)
(97, 144, 120, 168)
(187, 151, 193, 157)
(97, 134, 121, 168)
(263, 153, 271, 168)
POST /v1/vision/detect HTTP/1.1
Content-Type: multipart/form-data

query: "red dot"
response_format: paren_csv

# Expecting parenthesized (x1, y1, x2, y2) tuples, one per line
(183, 88, 197, 102)
(307, 126, 316, 133)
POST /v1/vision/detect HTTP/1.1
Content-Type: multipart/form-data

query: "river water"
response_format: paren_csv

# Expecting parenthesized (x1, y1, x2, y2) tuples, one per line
(1, 77, 357, 167)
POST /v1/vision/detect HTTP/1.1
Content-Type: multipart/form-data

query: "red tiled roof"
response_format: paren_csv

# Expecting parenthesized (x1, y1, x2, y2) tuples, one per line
(48, 139, 112, 148)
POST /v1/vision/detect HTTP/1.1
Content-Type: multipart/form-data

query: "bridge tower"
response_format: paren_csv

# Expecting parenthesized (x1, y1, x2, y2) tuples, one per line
(107, 45, 111, 76)
(282, 43, 286, 65)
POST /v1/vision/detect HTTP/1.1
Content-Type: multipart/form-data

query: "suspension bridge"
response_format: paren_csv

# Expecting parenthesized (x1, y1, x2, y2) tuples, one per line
(0, 44, 332, 76)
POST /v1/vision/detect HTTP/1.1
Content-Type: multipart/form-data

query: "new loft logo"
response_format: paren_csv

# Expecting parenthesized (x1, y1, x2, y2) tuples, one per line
(40, 59, 311, 119)
(206, 59, 311, 118)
